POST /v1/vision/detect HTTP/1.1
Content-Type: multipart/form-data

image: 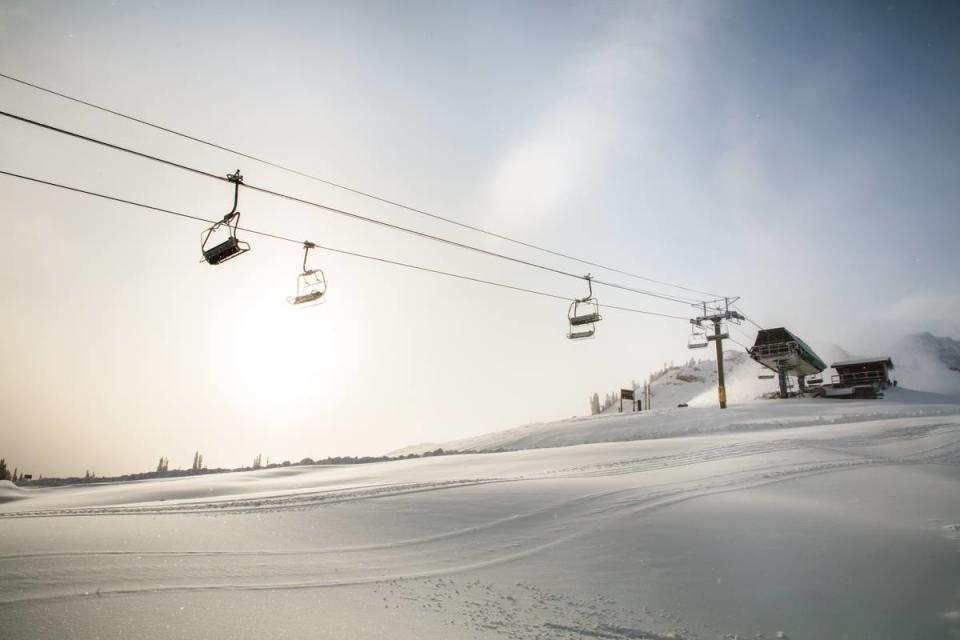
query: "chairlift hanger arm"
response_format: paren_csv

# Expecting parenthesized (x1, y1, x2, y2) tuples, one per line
(581, 274, 594, 302)
(224, 170, 243, 220)
(302, 241, 316, 272)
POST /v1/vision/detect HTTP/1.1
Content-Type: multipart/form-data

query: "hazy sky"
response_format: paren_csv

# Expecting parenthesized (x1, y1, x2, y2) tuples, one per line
(1, 0, 958, 476)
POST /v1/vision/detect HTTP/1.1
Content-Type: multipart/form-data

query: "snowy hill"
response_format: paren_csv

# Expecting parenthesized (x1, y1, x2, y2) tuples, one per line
(595, 351, 769, 414)
(393, 336, 960, 457)
(0, 480, 25, 504)
(392, 351, 768, 456)
(4, 396, 960, 639)
(390, 385, 960, 454)
(890, 332, 960, 395)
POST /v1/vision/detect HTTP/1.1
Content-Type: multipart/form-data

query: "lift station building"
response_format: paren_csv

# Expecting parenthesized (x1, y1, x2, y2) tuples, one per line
(830, 357, 896, 389)
(749, 327, 828, 398)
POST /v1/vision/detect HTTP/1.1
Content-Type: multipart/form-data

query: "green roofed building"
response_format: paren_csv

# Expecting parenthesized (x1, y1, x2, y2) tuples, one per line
(749, 328, 828, 398)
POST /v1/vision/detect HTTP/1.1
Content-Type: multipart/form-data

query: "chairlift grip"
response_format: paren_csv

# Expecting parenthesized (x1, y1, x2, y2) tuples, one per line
(223, 171, 243, 218)
(302, 241, 316, 272)
(578, 273, 594, 302)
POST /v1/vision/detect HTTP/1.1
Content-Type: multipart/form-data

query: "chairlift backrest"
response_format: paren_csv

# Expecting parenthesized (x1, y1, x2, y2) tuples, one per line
(202, 212, 250, 265)
(203, 236, 243, 265)
(570, 308, 601, 326)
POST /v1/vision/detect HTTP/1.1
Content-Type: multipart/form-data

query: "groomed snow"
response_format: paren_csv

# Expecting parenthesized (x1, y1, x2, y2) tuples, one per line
(2, 392, 960, 639)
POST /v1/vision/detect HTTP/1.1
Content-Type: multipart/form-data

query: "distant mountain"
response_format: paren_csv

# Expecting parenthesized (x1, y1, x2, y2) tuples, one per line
(889, 333, 960, 394)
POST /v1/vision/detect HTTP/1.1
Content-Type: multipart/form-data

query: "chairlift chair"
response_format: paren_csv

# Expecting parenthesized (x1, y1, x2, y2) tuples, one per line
(201, 171, 250, 265)
(287, 241, 327, 307)
(807, 375, 823, 385)
(567, 275, 601, 340)
(688, 323, 708, 350)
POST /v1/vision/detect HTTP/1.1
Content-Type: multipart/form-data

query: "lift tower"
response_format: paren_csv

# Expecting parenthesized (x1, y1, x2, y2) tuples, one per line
(692, 298, 745, 409)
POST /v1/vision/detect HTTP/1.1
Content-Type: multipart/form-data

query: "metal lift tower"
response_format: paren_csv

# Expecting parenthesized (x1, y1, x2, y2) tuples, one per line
(691, 298, 745, 409)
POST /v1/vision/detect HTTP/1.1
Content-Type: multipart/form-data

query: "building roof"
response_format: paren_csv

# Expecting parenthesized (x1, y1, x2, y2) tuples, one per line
(831, 356, 894, 369)
(751, 327, 828, 372)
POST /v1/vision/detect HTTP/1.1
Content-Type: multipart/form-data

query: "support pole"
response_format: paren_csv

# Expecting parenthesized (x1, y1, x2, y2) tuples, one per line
(714, 318, 727, 409)
(690, 297, 742, 410)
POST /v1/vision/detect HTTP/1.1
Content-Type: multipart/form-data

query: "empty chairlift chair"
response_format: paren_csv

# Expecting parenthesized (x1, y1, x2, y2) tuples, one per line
(567, 275, 601, 340)
(201, 170, 250, 265)
(287, 241, 327, 307)
(688, 322, 708, 349)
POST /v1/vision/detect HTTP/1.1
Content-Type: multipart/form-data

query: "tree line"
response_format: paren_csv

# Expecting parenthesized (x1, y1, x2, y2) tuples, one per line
(12, 447, 464, 487)
(0, 458, 36, 483)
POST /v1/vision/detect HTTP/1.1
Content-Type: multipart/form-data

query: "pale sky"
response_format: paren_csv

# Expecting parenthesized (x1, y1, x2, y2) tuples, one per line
(1, 0, 958, 476)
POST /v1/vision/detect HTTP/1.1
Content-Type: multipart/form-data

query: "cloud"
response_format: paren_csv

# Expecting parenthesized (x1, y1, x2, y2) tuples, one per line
(482, 4, 702, 230)
(875, 291, 960, 338)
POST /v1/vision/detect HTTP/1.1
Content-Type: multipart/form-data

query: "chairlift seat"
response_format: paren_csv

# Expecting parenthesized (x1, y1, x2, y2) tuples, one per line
(570, 312, 601, 326)
(291, 290, 325, 305)
(203, 237, 248, 265)
(758, 374, 776, 379)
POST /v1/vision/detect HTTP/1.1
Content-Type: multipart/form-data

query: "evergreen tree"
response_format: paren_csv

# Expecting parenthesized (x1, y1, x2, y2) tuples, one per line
(0, 458, 8, 481)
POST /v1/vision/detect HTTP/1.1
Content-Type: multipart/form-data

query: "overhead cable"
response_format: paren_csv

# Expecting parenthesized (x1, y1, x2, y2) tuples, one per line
(0, 169, 690, 322)
(0, 109, 702, 307)
(0, 70, 724, 298)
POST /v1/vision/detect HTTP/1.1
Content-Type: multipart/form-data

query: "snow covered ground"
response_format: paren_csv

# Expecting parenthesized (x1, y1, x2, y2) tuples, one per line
(394, 385, 960, 454)
(3, 392, 960, 639)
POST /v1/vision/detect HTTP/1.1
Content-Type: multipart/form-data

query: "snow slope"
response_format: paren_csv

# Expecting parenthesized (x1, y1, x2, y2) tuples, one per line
(390, 385, 960, 454)
(603, 352, 765, 413)
(0, 480, 25, 504)
(2, 396, 960, 639)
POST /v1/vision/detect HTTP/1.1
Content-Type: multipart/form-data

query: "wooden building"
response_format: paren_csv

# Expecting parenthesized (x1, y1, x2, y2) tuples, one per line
(831, 357, 895, 389)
